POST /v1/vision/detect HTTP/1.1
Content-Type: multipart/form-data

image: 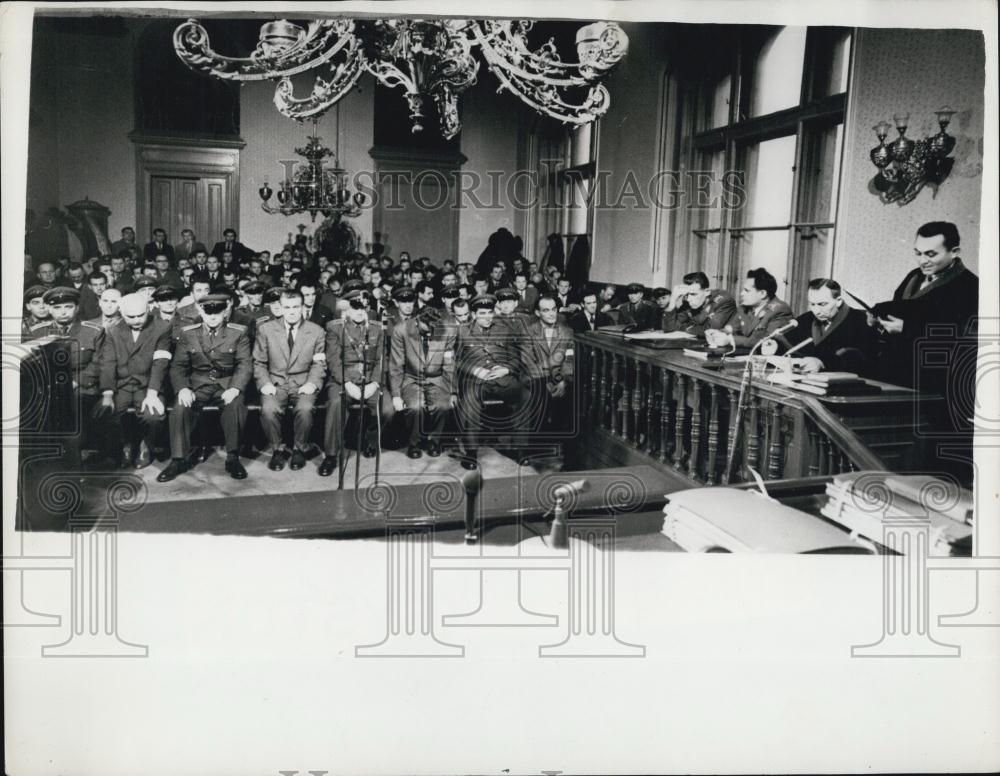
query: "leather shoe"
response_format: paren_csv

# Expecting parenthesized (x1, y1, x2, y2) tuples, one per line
(268, 450, 288, 471)
(134, 441, 153, 470)
(156, 458, 190, 483)
(318, 455, 338, 477)
(406, 445, 423, 459)
(289, 449, 307, 470)
(225, 456, 247, 480)
(426, 441, 441, 457)
(119, 443, 134, 469)
(363, 445, 378, 459)
(460, 455, 478, 471)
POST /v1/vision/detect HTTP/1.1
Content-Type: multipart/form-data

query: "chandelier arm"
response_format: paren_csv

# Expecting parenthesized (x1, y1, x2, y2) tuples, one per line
(272, 50, 367, 120)
(472, 22, 596, 85)
(174, 18, 356, 81)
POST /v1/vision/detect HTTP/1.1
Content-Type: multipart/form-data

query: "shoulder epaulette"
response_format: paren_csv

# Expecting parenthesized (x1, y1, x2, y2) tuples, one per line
(81, 320, 102, 330)
(181, 323, 201, 332)
(30, 321, 51, 331)
(226, 322, 247, 331)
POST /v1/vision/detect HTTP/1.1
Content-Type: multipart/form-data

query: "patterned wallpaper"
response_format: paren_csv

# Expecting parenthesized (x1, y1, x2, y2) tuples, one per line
(834, 28, 986, 303)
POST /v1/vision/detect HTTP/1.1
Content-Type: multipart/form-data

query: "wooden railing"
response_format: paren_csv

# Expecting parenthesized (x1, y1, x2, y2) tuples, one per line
(574, 332, 934, 485)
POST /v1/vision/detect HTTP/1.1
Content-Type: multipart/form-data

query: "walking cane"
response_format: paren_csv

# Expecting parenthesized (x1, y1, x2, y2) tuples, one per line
(338, 327, 348, 491)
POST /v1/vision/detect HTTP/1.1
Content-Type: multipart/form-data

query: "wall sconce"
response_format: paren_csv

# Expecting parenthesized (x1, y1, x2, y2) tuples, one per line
(869, 106, 957, 205)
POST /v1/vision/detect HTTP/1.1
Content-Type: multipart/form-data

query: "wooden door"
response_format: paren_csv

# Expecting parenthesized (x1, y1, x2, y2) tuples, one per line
(149, 175, 228, 246)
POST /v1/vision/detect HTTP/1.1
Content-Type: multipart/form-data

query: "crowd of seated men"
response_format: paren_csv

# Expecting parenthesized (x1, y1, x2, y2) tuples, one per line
(21, 220, 977, 484)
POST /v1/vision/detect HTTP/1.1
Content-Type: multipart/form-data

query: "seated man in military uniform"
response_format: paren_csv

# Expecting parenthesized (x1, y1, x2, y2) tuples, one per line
(706, 267, 793, 350)
(318, 289, 389, 477)
(662, 271, 737, 335)
(454, 294, 528, 470)
(27, 287, 107, 467)
(389, 305, 457, 459)
(96, 292, 173, 469)
(617, 283, 658, 330)
(158, 293, 252, 482)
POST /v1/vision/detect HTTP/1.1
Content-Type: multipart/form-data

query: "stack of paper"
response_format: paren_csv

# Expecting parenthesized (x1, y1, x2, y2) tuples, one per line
(819, 471, 972, 555)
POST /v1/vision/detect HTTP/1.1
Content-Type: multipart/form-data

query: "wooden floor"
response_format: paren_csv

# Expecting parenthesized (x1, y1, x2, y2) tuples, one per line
(127, 445, 537, 503)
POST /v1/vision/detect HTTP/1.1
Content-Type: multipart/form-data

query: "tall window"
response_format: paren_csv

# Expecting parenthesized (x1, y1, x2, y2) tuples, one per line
(686, 26, 851, 309)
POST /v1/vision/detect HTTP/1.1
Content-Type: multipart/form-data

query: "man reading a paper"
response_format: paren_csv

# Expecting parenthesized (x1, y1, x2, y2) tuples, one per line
(761, 279, 879, 376)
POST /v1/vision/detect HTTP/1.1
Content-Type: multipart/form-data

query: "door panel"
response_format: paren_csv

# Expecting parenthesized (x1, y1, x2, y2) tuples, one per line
(177, 179, 199, 238)
(203, 179, 226, 246)
(146, 175, 229, 250)
(150, 177, 174, 241)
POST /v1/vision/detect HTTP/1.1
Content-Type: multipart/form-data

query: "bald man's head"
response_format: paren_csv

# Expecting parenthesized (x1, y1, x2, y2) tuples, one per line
(120, 293, 149, 330)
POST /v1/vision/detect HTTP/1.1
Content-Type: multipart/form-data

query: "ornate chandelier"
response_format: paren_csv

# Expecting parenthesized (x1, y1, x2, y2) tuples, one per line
(258, 119, 366, 221)
(173, 17, 629, 139)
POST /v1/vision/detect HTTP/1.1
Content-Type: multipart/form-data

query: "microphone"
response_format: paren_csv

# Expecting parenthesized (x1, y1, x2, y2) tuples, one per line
(769, 319, 798, 337)
(549, 479, 589, 549)
(462, 469, 483, 545)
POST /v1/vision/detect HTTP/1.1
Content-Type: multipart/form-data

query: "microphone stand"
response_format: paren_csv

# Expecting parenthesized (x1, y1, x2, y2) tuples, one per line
(338, 323, 348, 490)
(356, 320, 370, 489)
(722, 335, 769, 485)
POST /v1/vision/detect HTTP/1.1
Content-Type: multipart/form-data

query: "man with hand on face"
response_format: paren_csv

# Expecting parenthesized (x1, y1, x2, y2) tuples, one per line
(662, 271, 737, 335)
(706, 267, 793, 350)
(318, 289, 388, 477)
(253, 289, 327, 472)
(158, 294, 252, 482)
(760, 278, 879, 376)
(96, 293, 173, 469)
(454, 294, 528, 470)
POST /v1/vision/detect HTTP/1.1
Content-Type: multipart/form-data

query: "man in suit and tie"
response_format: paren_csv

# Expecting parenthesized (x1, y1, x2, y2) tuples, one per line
(512, 272, 538, 314)
(88, 288, 123, 331)
(524, 294, 576, 456)
(389, 305, 458, 459)
(204, 254, 224, 285)
(706, 268, 793, 350)
(174, 228, 207, 263)
(568, 292, 614, 333)
(211, 228, 253, 263)
(300, 280, 334, 328)
(762, 278, 880, 377)
(253, 289, 327, 471)
(553, 278, 580, 316)
(95, 292, 173, 469)
(143, 228, 176, 264)
(158, 293, 252, 482)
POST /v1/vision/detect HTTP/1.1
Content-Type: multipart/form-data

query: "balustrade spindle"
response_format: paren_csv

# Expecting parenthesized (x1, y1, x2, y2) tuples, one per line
(746, 397, 761, 479)
(672, 374, 688, 469)
(705, 385, 720, 485)
(688, 379, 703, 480)
(720, 387, 738, 485)
(622, 358, 633, 442)
(610, 354, 621, 438)
(766, 403, 785, 479)
(633, 360, 645, 449)
(658, 370, 673, 463)
(591, 348, 603, 427)
(807, 427, 820, 476)
(818, 435, 831, 475)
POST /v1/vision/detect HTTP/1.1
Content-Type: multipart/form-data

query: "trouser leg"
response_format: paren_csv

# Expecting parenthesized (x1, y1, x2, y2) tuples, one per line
(420, 383, 449, 442)
(218, 393, 246, 454)
(260, 392, 284, 450)
(323, 386, 344, 457)
(401, 381, 421, 446)
(136, 401, 166, 448)
(169, 399, 197, 459)
(289, 390, 316, 450)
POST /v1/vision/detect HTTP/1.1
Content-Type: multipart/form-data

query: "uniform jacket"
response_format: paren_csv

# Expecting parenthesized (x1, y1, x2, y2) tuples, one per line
(388, 317, 458, 396)
(325, 318, 384, 387)
(171, 322, 252, 393)
(775, 305, 880, 377)
(456, 321, 523, 377)
(730, 297, 794, 348)
(617, 299, 659, 330)
(567, 309, 614, 333)
(662, 290, 738, 335)
(252, 318, 326, 391)
(524, 319, 575, 384)
(27, 318, 105, 394)
(99, 316, 174, 394)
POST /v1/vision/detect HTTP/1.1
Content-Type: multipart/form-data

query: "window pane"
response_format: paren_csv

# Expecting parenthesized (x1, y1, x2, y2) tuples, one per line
(809, 28, 852, 98)
(733, 229, 790, 300)
(797, 122, 844, 224)
(690, 149, 726, 283)
(749, 26, 807, 117)
(711, 74, 732, 128)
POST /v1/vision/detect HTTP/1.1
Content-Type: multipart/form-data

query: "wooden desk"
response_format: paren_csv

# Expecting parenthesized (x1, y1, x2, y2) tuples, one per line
(573, 332, 941, 487)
